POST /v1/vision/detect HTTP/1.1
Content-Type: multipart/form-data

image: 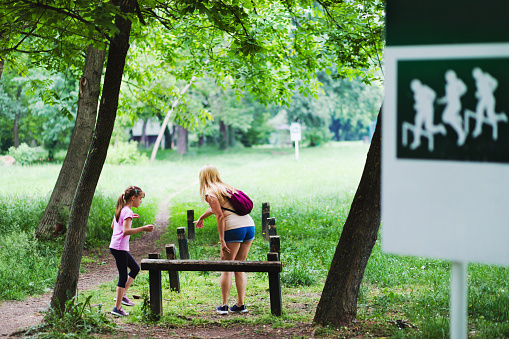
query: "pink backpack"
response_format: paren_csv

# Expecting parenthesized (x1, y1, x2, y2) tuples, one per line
(221, 190, 253, 216)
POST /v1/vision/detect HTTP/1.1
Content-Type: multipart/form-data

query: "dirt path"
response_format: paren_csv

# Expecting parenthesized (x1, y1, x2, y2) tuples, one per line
(0, 188, 180, 338)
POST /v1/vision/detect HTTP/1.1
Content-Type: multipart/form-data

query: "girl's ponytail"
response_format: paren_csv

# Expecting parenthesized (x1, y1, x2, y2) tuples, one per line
(114, 186, 144, 222)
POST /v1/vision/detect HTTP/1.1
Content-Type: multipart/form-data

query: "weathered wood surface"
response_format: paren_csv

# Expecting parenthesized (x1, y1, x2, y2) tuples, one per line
(141, 259, 282, 273)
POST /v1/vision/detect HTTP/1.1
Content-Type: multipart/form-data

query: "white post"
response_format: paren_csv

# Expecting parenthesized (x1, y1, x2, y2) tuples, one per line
(295, 140, 299, 160)
(450, 261, 467, 339)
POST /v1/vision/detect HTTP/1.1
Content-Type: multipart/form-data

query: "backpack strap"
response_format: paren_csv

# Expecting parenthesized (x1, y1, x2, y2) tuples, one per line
(221, 206, 238, 214)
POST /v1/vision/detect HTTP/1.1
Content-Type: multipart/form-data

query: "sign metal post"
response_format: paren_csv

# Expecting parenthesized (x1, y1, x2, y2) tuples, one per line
(290, 122, 301, 160)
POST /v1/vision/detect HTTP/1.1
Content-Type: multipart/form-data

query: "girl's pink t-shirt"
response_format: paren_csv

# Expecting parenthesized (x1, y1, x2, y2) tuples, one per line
(109, 206, 133, 251)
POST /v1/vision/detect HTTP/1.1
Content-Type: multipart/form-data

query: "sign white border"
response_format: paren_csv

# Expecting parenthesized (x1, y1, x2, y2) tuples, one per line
(382, 43, 509, 266)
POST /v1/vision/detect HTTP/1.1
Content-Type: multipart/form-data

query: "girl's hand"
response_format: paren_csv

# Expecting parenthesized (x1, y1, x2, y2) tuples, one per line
(144, 224, 154, 232)
(133, 214, 140, 219)
(194, 219, 204, 229)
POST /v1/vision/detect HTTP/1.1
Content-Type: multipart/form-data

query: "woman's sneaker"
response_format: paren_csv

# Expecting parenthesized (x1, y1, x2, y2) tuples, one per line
(230, 304, 248, 313)
(216, 305, 229, 315)
(111, 306, 129, 317)
(114, 295, 135, 306)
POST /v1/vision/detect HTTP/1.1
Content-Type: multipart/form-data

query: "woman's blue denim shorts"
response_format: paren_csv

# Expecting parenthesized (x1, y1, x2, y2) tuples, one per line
(224, 226, 255, 243)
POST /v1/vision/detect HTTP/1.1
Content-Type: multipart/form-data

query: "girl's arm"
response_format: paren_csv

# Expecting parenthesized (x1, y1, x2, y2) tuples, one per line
(194, 208, 213, 229)
(206, 195, 230, 254)
(122, 217, 154, 236)
(111, 218, 115, 229)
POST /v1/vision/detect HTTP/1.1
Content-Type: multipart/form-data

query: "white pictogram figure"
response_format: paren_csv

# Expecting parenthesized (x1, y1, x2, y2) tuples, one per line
(438, 70, 467, 146)
(402, 79, 446, 151)
(465, 67, 508, 140)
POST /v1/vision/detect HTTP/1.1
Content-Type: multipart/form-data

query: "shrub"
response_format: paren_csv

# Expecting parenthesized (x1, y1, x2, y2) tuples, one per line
(8, 143, 47, 165)
(105, 141, 148, 165)
(26, 293, 115, 338)
(0, 231, 60, 300)
(0, 194, 47, 235)
(281, 264, 317, 287)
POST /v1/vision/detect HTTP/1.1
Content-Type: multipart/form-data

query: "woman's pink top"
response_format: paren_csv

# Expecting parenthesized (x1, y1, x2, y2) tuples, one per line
(109, 206, 133, 251)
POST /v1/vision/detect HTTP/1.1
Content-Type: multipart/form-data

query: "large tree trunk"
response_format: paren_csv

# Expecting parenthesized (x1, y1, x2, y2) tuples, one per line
(0, 59, 4, 80)
(314, 108, 381, 327)
(36, 45, 105, 239)
(176, 125, 188, 155)
(50, 0, 135, 313)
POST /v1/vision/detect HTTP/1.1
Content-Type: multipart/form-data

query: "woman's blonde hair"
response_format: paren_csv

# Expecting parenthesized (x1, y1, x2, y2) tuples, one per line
(199, 164, 236, 203)
(115, 186, 144, 222)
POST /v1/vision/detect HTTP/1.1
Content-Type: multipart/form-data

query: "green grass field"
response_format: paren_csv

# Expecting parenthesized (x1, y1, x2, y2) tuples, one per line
(1, 142, 508, 338)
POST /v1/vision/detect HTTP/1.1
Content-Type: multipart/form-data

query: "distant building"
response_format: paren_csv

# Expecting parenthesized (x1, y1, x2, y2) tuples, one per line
(131, 118, 165, 148)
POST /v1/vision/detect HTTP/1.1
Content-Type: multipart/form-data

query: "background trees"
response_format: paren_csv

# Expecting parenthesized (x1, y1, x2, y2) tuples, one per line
(1, 0, 385, 325)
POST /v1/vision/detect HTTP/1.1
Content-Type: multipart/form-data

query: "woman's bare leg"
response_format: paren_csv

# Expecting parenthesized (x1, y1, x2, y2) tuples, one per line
(233, 240, 253, 306)
(220, 242, 241, 305)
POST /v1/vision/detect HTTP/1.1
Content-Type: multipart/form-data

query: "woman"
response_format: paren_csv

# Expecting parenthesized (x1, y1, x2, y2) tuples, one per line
(194, 164, 255, 314)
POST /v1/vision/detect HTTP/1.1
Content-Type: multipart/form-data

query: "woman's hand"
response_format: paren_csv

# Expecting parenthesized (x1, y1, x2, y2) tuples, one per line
(194, 218, 204, 229)
(220, 240, 230, 254)
(144, 224, 154, 232)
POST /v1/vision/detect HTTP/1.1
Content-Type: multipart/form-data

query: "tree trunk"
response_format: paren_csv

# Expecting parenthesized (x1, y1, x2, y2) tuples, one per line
(219, 120, 227, 150)
(198, 135, 204, 147)
(176, 125, 188, 155)
(228, 125, 235, 148)
(13, 84, 22, 148)
(0, 59, 4, 80)
(13, 113, 19, 148)
(140, 118, 148, 147)
(50, 0, 135, 313)
(314, 108, 381, 327)
(149, 79, 194, 163)
(36, 45, 105, 239)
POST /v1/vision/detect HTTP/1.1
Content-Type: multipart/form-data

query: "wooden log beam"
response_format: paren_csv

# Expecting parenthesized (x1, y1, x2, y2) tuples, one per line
(148, 253, 162, 319)
(141, 259, 282, 273)
(165, 244, 180, 292)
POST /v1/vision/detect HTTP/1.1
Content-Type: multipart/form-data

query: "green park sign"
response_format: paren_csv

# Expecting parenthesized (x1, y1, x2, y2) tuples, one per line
(382, 0, 509, 266)
(382, 3, 509, 337)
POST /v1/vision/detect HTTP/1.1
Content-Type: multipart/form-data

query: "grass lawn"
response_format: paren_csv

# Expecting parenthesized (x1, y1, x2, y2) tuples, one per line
(1, 141, 508, 338)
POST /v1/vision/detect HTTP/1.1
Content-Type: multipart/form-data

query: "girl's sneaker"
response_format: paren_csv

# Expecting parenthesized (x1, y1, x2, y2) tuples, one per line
(114, 294, 135, 306)
(230, 304, 248, 313)
(216, 305, 229, 315)
(111, 306, 129, 317)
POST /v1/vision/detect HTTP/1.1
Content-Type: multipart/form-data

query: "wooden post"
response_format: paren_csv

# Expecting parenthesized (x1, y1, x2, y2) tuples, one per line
(148, 253, 162, 319)
(177, 227, 190, 259)
(187, 209, 195, 241)
(267, 252, 282, 316)
(270, 236, 280, 260)
(268, 217, 277, 237)
(262, 202, 270, 241)
(165, 244, 181, 292)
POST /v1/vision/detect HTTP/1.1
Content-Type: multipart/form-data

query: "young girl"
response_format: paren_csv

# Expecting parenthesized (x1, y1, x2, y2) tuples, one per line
(109, 186, 154, 317)
(194, 164, 255, 314)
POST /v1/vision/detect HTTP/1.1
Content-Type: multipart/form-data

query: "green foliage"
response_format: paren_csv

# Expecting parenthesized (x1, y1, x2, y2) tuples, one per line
(2, 143, 509, 337)
(105, 141, 148, 165)
(281, 264, 317, 287)
(0, 193, 47, 235)
(28, 293, 115, 338)
(8, 143, 47, 165)
(0, 189, 157, 299)
(0, 231, 60, 300)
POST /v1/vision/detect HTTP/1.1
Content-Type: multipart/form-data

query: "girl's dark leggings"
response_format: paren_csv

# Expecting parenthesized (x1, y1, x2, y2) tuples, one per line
(110, 248, 140, 288)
